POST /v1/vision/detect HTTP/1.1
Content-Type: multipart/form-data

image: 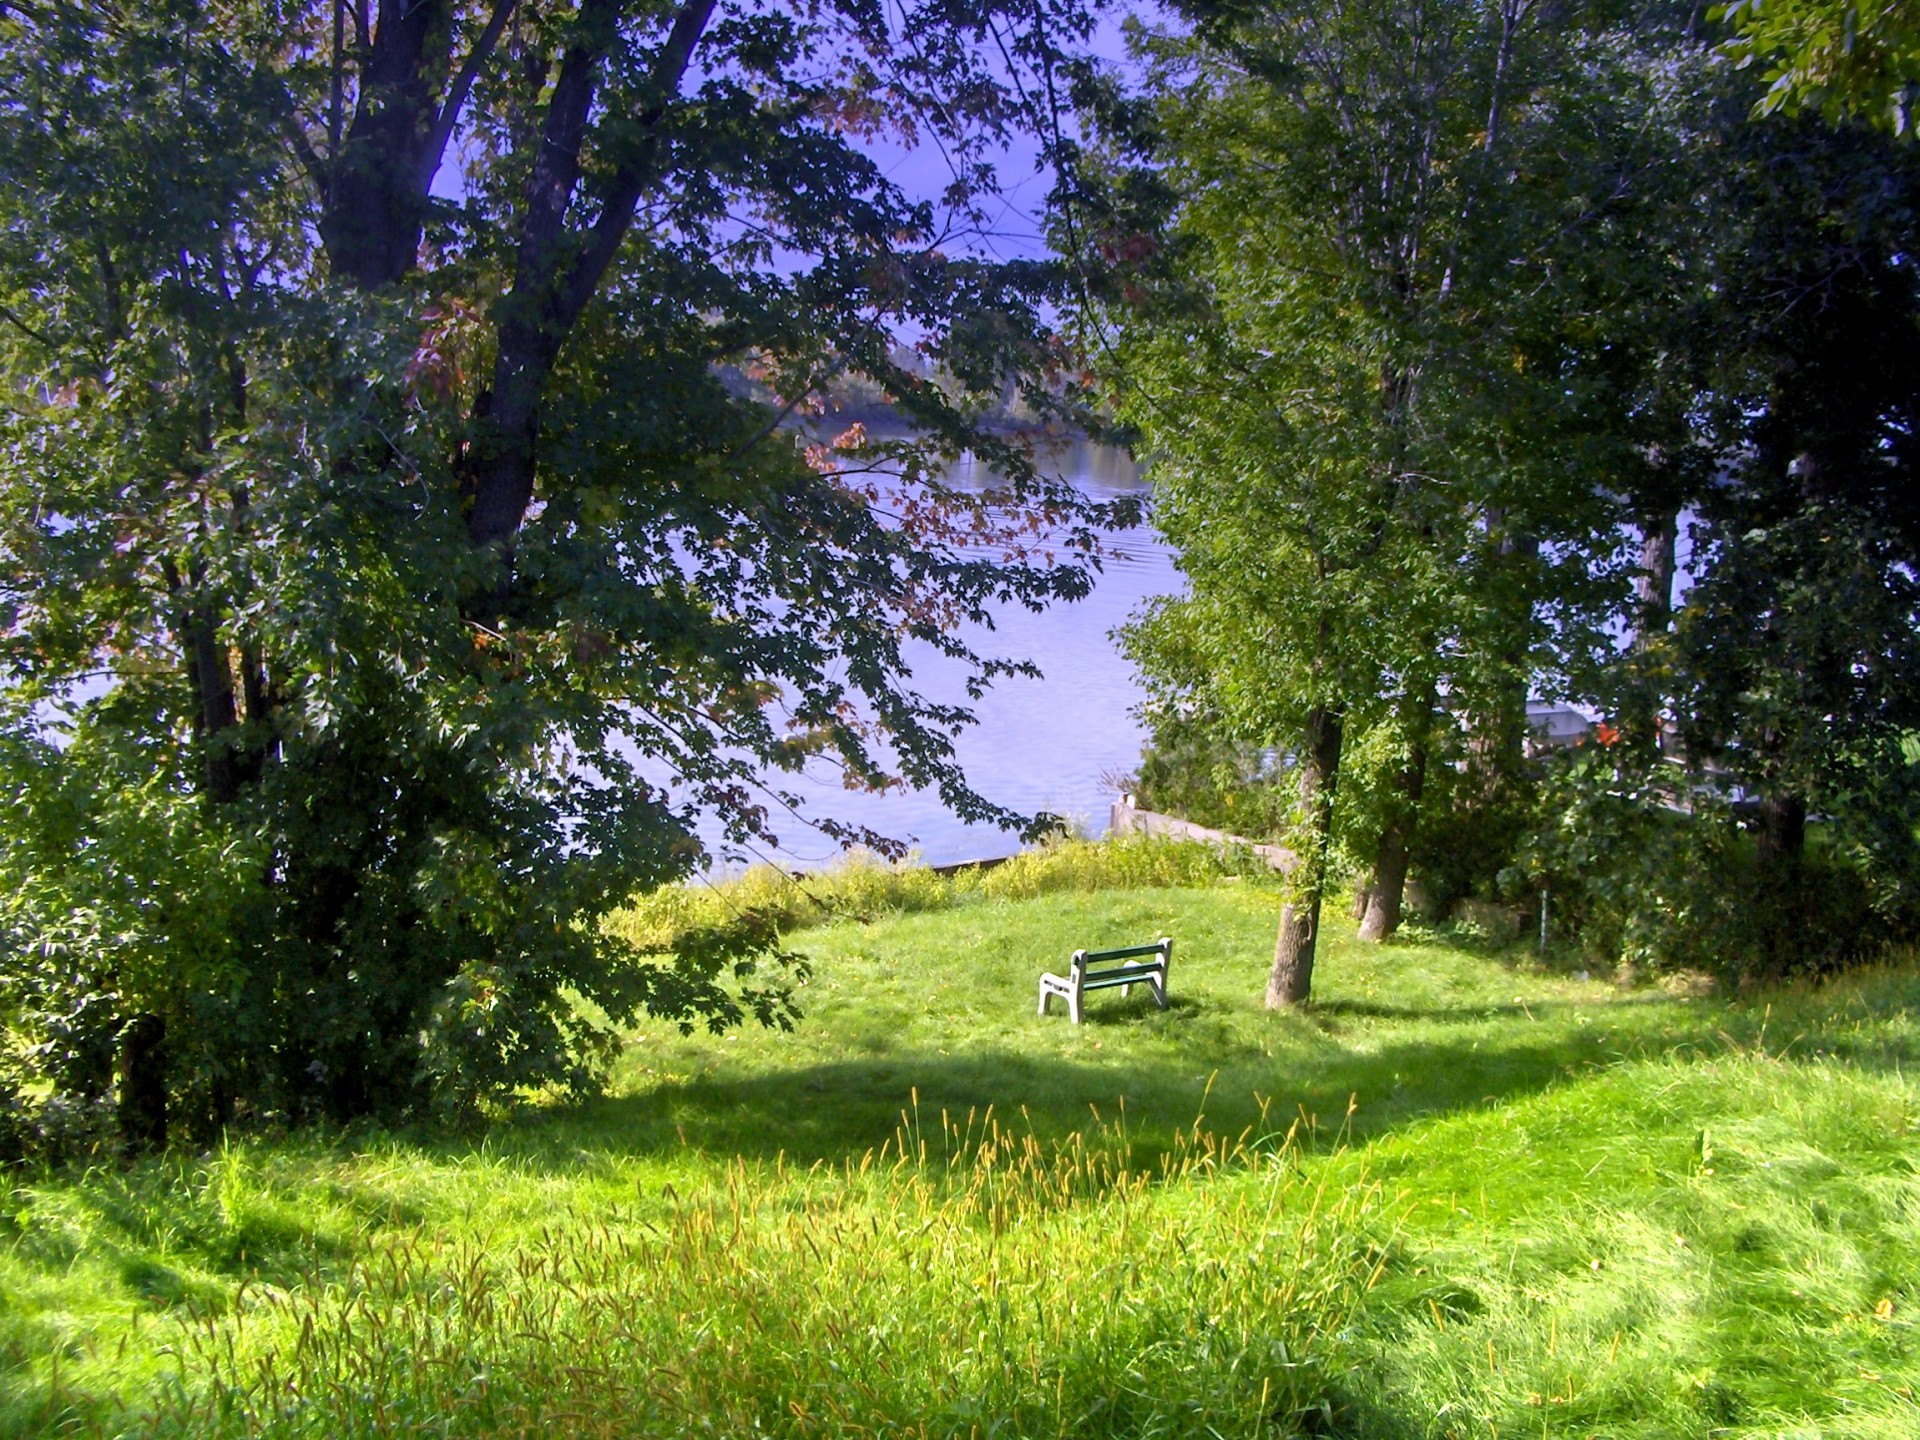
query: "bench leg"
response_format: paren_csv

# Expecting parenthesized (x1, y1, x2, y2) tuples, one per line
(1038, 982, 1053, 1017)
(1152, 976, 1169, 1009)
(1068, 989, 1083, 1025)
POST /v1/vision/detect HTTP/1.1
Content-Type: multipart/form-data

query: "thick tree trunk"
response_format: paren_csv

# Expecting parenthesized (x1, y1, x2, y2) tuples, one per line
(318, 0, 456, 290)
(117, 1014, 169, 1153)
(168, 554, 268, 805)
(1358, 822, 1412, 942)
(1266, 705, 1343, 1008)
(1755, 791, 1807, 871)
(1358, 683, 1434, 943)
(186, 607, 242, 803)
(1623, 507, 1679, 752)
(465, 332, 551, 550)
(1268, 901, 1320, 1007)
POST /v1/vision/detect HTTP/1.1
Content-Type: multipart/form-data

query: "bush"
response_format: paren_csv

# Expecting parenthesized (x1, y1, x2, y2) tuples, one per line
(1126, 716, 1293, 840)
(1521, 745, 1902, 982)
(1408, 752, 1532, 914)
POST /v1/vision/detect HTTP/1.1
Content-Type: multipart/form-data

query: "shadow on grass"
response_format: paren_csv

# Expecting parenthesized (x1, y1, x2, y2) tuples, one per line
(465, 958, 1920, 1179)
(1306, 992, 1677, 1023)
(476, 1030, 1707, 1177)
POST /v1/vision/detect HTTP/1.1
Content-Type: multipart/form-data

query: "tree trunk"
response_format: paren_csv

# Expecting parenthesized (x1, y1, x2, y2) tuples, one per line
(1358, 822, 1411, 942)
(318, 0, 456, 291)
(1634, 510, 1678, 640)
(1755, 791, 1807, 871)
(1268, 901, 1320, 1007)
(1266, 705, 1343, 1008)
(1466, 509, 1537, 801)
(1623, 507, 1679, 752)
(117, 1014, 169, 1154)
(459, 0, 717, 554)
(186, 605, 243, 803)
(1358, 683, 1433, 943)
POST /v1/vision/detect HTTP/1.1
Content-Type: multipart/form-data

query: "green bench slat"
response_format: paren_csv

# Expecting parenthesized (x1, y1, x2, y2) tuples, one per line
(1078, 943, 1168, 963)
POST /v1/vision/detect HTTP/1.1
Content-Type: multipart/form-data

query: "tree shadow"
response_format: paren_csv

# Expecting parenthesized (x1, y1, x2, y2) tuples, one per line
(431, 958, 1920, 1179)
(466, 1021, 1740, 1178)
(1306, 992, 1676, 1023)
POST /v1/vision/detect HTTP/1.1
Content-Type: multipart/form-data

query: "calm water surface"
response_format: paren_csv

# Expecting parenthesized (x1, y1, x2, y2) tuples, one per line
(708, 443, 1179, 870)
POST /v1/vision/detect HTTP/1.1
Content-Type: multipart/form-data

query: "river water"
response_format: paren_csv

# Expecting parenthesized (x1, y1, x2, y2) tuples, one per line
(709, 442, 1180, 870)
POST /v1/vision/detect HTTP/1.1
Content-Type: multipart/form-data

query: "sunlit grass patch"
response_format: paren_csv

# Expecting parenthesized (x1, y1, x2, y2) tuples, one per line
(1322, 1051, 1920, 1437)
(608, 835, 1266, 948)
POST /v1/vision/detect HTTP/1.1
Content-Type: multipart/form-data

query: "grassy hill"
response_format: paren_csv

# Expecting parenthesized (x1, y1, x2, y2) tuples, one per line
(4, 844, 1917, 1437)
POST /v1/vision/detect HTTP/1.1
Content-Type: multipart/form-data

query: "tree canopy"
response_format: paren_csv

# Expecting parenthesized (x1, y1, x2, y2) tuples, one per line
(1720, 0, 1920, 131)
(1083, 0, 1920, 1002)
(0, 0, 1120, 1141)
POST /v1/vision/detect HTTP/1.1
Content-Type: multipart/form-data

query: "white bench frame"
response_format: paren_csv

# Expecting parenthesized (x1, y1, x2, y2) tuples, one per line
(1037, 937, 1172, 1024)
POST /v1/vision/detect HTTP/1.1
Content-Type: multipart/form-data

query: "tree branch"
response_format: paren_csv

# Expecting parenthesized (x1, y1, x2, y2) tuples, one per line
(331, 0, 346, 157)
(556, 0, 718, 329)
(0, 301, 55, 350)
(418, 0, 520, 193)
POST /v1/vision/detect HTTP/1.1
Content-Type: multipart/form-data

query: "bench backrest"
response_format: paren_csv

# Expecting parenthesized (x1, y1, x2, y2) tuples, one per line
(1071, 938, 1171, 973)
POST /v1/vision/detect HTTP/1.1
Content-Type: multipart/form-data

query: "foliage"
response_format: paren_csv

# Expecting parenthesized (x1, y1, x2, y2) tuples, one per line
(1720, 0, 1920, 130)
(1521, 742, 1750, 977)
(1677, 503, 1920, 842)
(1086, 0, 1511, 998)
(1398, 728, 1529, 914)
(1647, 103, 1920, 956)
(1088, 1, 1920, 980)
(0, 0, 1118, 1132)
(1520, 740, 1905, 982)
(1124, 708, 1293, 841)
(1078, 0, 1709, 984)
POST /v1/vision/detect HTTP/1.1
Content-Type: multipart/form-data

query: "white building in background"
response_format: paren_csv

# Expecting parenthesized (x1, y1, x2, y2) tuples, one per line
(1525, 703, 1593, 753)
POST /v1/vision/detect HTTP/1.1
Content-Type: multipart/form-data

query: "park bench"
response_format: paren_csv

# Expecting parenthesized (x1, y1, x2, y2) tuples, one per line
(1037, 937, 1172, 1024)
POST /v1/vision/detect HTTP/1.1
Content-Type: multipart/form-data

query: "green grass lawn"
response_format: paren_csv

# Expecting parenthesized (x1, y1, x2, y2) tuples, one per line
(5, 850, 1919, 1437)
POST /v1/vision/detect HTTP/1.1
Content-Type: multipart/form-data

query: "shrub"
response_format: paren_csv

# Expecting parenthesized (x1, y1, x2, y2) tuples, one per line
(1520, 745, 1903, 982)
(1126, 715, 1294, 840)
(610, 834, 1266, 951)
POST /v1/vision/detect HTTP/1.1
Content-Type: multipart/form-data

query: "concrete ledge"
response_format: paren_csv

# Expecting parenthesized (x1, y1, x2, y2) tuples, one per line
(1108, 797, 1297, 872)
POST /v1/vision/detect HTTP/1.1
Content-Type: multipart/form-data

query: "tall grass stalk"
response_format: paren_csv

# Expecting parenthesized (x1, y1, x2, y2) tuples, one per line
(113, 1112, 1387, 1439)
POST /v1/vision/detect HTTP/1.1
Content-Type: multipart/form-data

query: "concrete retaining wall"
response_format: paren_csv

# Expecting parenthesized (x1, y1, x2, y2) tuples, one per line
(1107, 796, 1297, 872)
